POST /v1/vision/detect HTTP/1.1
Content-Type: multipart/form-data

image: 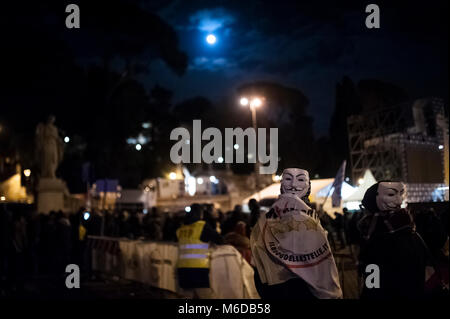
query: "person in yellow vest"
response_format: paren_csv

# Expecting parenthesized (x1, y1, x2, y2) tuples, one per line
(176, 203, 224, 298)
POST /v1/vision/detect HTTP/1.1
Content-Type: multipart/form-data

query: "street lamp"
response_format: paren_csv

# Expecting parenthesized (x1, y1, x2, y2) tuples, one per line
(240, 96, 264, 191)
(169, 172, 177, 180)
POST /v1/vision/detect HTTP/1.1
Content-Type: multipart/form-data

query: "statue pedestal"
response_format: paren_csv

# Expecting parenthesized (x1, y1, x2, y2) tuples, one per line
(37, 178, 68, 214)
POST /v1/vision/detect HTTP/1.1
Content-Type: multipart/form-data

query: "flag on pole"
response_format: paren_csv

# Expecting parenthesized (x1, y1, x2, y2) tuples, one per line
(331, 160, 346, 207)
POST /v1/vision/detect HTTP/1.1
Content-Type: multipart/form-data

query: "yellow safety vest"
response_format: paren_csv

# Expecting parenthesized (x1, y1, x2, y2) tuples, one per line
(79, 224, 87, 241)
(176, 220, 210, 269)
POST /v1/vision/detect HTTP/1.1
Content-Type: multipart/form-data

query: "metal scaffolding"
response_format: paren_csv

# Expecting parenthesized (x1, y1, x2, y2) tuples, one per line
(347, 98, 446, 184)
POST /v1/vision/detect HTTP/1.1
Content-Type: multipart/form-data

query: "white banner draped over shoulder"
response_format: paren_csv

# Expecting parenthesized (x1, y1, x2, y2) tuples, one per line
(250, 194, 342, 299)
(88, 236, 259, 298)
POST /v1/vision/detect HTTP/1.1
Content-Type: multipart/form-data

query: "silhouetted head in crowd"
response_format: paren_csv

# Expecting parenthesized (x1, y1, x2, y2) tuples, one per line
(248, 199, 259, 211)
(183, 203, 204, 224)
(121, 210, 130, 220)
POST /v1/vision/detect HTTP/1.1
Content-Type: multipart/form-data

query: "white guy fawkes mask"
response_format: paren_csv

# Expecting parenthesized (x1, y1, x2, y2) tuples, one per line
(280, 168, 310, 199)
(376, 182, 405, 211)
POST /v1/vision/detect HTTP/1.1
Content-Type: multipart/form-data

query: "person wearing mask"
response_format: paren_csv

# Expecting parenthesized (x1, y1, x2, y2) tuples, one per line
(176, 203, 224, 298)
(357, 181, 431, 299)
(250, 168, 342, 299)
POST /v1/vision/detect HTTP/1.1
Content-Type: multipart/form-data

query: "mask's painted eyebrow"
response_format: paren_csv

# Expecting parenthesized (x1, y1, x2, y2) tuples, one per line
(387, 188, 399, 193)
(283, 173, 293, 178)
(295, 173, 306, 178)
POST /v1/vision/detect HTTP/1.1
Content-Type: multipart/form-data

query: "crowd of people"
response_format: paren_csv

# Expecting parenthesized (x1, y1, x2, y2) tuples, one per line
(0, 197, 448, 298)
(0, 201, 258, 295)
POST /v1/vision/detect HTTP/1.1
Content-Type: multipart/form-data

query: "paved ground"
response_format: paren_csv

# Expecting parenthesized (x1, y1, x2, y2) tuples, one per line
(333, 246, 361, 299)
(2, 274, 182, 299)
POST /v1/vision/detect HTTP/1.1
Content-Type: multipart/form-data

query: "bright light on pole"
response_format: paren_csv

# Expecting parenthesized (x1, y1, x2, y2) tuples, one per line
(64, 136, 70, 143)
(23, 169, 31, 177)
(251, 97, 262, 107)
(240, 97, 249, 106)
(135, 144, 142, 151)
(239, 95, 264, 192)
(169, 172, 177, 180)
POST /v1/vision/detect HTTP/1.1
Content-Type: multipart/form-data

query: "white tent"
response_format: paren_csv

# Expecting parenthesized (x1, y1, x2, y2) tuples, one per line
(344, 169, 377, 203)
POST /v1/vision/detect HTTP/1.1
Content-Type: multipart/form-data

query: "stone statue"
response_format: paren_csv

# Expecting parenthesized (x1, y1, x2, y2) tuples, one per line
(35, 115, 64, 178)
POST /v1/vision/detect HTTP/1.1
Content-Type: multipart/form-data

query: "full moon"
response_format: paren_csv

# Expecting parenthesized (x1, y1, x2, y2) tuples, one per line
(206, 34, 217, 45)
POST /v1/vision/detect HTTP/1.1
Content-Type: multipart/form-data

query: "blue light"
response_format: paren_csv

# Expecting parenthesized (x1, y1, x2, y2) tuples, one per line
(206, 34, 217, 45)
(83, 212, 90, 220)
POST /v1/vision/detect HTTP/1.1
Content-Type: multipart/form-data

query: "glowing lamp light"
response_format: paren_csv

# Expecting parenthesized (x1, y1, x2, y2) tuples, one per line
(169, 172, 177, 180)
(0, 196, 5, 201)
(438, 145, 444, 150)
(64, 136, 70, 143)
(218, 156, 224, 163)
(251, 98, 262, 107)
(240, 97, 249, 106)
(358, 178, 364, 185)
(234, 144, 239, 150)
(23, 169, 31, 177)
(185, 206, 191, 213)
(206, 34, 217, 45)
(135, 144, 142, 151)
(209, 176, 219, 184)
(83, 212, 90, 221)
(272, 175, 281, 182)
(197, 177, 204, 185)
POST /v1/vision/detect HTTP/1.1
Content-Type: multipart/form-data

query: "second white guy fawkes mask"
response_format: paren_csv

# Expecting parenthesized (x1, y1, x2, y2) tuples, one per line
(280, 168, 310, 199)
(376, 182, 405, 211)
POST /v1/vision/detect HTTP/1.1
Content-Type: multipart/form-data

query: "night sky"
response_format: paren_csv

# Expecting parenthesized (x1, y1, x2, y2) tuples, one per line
(139, 0, 448, 136)
(1, 0, 449, 187)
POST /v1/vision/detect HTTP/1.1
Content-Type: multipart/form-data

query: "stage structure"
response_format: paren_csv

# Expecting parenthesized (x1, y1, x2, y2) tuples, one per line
(347, 97, 449, 202)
